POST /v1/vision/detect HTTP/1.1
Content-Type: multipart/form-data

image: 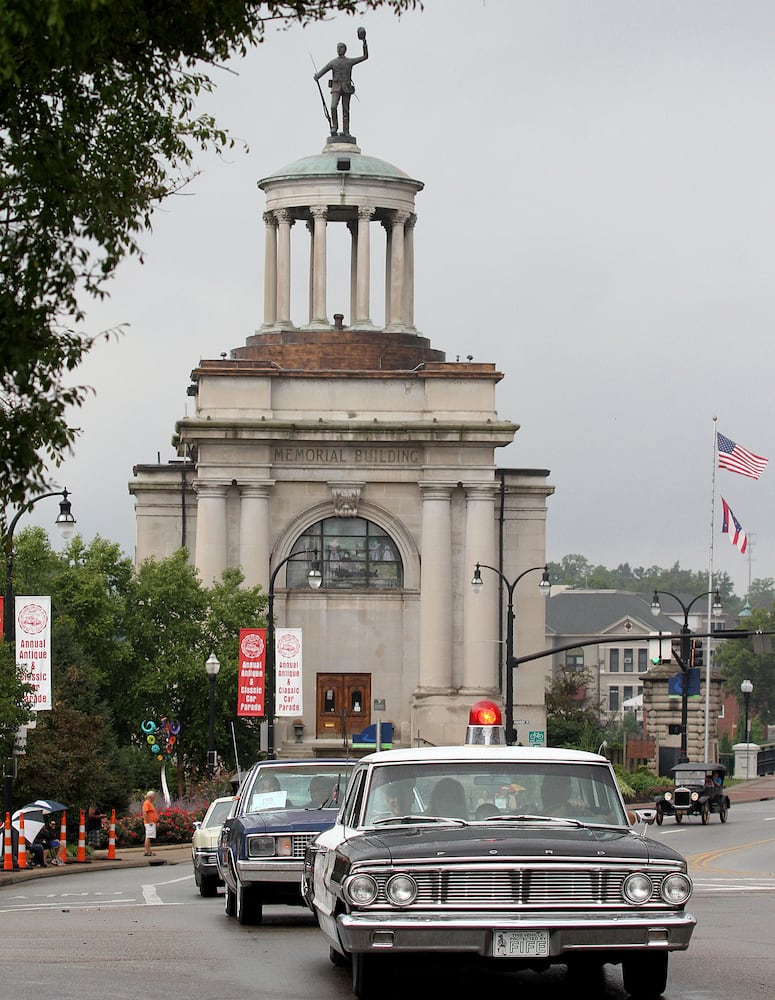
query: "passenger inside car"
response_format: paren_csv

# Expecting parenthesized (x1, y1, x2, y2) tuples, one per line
(426, 777, 468, 819)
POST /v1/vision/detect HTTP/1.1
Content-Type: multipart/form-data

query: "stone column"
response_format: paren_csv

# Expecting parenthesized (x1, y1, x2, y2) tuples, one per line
(418, 484, 454, 690)
(354, 206, 375, 328)
(383, 219, 392, 329)
(309, 206, 328, 326)
(403, 213, 417, 332)
(262, 212, 278, 327)
(387, 210, 409, 331)
(348, 221, 357, 326)
(463, 484, 499, 692)
(194, 482, 229, 586)
(238, 484, 273, 590)
(276, 209, 294, 328)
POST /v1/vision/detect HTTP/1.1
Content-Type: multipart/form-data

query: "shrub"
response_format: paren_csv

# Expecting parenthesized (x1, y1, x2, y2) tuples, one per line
(114, 805, 205, 847)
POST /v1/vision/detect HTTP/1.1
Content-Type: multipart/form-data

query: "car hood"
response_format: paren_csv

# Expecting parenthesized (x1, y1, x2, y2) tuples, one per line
(341, 822, 685, 865)
(232, 805, 339, 834)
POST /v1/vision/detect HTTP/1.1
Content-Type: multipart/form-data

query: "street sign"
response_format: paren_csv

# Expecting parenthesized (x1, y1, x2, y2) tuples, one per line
(528, 730, 545, 746)
(513, 719, 529, 725)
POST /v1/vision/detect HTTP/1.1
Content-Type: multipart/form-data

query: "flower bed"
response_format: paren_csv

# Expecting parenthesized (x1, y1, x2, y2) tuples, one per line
(115, 805, 205, 847)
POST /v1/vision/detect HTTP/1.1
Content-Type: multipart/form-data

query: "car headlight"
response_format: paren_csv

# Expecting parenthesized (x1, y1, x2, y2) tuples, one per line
(622, 873, 654, 905)
(663, 792, 672, 802)
(246, 836, 292, 858)
(661, 873, 692, 905)
(345, 874, 379, 906)
(386, 874, 417, 906)
(690, 792, 699, 802)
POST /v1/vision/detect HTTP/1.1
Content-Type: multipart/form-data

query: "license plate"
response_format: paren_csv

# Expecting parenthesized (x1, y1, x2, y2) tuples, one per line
(492, 930, 549, 958)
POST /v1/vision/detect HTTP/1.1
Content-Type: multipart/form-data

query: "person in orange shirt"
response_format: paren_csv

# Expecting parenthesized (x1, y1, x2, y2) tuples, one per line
(142, 790, 160, 856)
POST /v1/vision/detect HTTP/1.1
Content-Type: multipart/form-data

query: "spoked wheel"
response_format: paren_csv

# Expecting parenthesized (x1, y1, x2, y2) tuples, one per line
(236, 882, 263, 925)
(719, 803, 728, 823)
(701, 802, 710, 825)
(674, 812, 683, 824)
(655, 805, 664, 826)
(622, 952, 668, 999)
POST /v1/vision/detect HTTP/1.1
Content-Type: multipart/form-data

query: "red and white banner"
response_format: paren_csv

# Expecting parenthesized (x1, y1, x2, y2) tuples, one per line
(276, 627, 303, 716)
(237, 628, 266, 717)
(15, 596, 52, 711)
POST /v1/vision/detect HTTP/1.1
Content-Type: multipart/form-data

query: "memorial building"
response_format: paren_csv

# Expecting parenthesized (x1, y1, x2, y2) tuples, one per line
(129, 35, 554, 753)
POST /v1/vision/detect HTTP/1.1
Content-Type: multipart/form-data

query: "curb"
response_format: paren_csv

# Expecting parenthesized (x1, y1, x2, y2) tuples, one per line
(0, 844, 192, 887)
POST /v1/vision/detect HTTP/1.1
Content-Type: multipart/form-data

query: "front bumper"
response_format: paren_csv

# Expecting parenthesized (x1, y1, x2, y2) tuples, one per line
(235, 858, 303, 885)
(193, 849, 220, 877)
(337, 909, 696, 957)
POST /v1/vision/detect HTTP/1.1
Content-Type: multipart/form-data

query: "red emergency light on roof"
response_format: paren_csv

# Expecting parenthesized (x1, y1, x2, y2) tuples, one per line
(465, 700, 506, 746)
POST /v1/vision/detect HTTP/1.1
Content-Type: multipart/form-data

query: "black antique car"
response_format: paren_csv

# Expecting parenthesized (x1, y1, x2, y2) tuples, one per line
(303, 701, 695, 1000)
(654, 762, 730, 825)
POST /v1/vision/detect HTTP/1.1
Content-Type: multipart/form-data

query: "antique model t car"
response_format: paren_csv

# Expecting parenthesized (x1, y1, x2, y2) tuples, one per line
(302, 701, 695, 1000)
(654, 762, 730, 825)
(217, 758, 354, 924)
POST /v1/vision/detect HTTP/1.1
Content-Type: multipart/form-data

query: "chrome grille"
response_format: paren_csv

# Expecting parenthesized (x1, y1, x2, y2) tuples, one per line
(291, 834, 317, 858)
(673, 790, 693, 808)
(367, 864, 670, 909)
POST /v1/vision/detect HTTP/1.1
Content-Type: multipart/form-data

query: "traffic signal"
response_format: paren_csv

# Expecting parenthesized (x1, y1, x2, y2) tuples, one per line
(691, 639, 704, 668)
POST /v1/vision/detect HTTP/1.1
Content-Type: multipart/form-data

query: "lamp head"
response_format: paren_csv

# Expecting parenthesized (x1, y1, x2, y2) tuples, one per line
(205, 652, 221, 678)
(55, 489, 76, 541)
(650, 591, 661, 617)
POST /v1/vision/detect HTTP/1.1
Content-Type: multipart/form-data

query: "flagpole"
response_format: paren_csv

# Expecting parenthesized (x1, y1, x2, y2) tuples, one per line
(704, 416, 718, 761)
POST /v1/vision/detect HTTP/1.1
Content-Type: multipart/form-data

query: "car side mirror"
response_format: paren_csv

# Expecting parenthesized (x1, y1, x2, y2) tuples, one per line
(630, 808, 656, 826)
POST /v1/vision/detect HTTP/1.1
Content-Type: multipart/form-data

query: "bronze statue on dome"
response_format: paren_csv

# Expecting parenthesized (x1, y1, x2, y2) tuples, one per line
(313, 28, 368, 137)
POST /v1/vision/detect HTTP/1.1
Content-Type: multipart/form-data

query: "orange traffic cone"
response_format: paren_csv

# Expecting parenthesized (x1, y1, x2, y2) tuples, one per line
(107, 808, 116, 860)
(3, 812, 13, 871)
(76, 808, 86, 862)
(17, 812, 26, 869)
(58, 811, 67, 864)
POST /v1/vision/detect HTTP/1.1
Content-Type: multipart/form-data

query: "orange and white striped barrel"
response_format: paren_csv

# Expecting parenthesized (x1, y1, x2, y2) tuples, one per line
(77, 808, 86, 862)
(58, 811, 67, 864)
(16, 812, 26, 869)
(107, 808, 116, 859)
(2, 812, 13, 870)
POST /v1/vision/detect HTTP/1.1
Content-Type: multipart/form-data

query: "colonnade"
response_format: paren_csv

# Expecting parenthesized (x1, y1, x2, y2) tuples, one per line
(194, 477, 500, 693)
(261, 207, 417, 332)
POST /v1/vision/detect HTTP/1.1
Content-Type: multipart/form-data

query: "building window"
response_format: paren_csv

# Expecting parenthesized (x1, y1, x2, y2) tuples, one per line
(286, 517, 403, 590)
(609, 649, 619, 672)
(609, 686, 620, 712)
(637, 648, 648, 672)
(623, 685, 634, 703)
(565, 651, 584, 670)
(623, 648, 634, 673)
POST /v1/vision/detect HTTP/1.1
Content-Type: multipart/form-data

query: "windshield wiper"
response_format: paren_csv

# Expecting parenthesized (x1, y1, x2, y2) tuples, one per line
(372, 814, 467, 827)
(479, 813, 584, 827)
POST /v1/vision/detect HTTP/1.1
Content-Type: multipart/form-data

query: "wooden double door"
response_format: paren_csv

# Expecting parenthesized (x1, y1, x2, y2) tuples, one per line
(316, 673, 370, 739)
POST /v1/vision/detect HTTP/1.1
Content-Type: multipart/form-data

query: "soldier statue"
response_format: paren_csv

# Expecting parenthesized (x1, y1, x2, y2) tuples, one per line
(314, 28, 369, 137)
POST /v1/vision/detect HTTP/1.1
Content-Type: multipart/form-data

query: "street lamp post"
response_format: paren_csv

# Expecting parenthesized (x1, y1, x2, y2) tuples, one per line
(3, 489, 77, 644)
(740, 678, 753, 778)
(471, 563, 551, 745)
(205, 653, 221, 776)
(2, 489, 76, 818)
(651, 588, 723, 763)
(266, 550, 322, 759)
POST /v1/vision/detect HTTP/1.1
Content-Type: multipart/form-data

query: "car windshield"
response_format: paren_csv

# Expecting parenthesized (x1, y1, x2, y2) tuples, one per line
(674, 770, 717, 786)
(243, 763, 352, 813)
(361, 761, 627, 827)
(203, 798, 234, 828)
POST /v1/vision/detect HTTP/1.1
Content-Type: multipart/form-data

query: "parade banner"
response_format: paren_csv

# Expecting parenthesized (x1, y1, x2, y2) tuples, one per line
(238, 628, 266, 717)
(15, 596, 52, 710)
(276, 627, 303, 716)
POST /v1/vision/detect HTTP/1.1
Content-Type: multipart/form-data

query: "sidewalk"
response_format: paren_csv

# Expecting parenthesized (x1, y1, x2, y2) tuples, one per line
(0, 841, 192, 887)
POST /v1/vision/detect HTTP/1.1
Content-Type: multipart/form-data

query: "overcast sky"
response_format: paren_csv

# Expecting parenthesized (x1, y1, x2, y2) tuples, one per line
(25, 0, 775, 598)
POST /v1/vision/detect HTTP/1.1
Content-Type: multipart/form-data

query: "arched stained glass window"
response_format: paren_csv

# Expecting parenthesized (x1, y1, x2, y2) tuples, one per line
(286, 517, 403, 590)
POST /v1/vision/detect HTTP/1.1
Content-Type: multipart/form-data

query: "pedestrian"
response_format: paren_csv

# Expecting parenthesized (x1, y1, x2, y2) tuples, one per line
(142, 790, 159, 856)
(86, 802, 104, 849)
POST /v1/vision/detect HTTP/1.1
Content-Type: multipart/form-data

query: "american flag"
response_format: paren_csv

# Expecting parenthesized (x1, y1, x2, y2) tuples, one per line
(717, 432, 768, 479)
(721, 497, 748, 554)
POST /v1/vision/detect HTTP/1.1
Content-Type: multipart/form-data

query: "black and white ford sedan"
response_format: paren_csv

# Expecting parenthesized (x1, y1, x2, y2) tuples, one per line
(302, 703, 695, 1000)
(218, 758, 354, 925)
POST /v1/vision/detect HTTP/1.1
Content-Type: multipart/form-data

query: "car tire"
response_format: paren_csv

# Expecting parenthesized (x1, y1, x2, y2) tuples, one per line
(224, 884, 236, 917)
(329, 945, 349, 967)
(719, 802, 728, 823)
(674, 812, 683, 824)
(622, 952, 668, 998)
(655, 805, 663, 826)
(352, 952, 386, 999)
(199, 875, 218, 898)
(236, 882, 263, 926)
(701, 802, 710, 825)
